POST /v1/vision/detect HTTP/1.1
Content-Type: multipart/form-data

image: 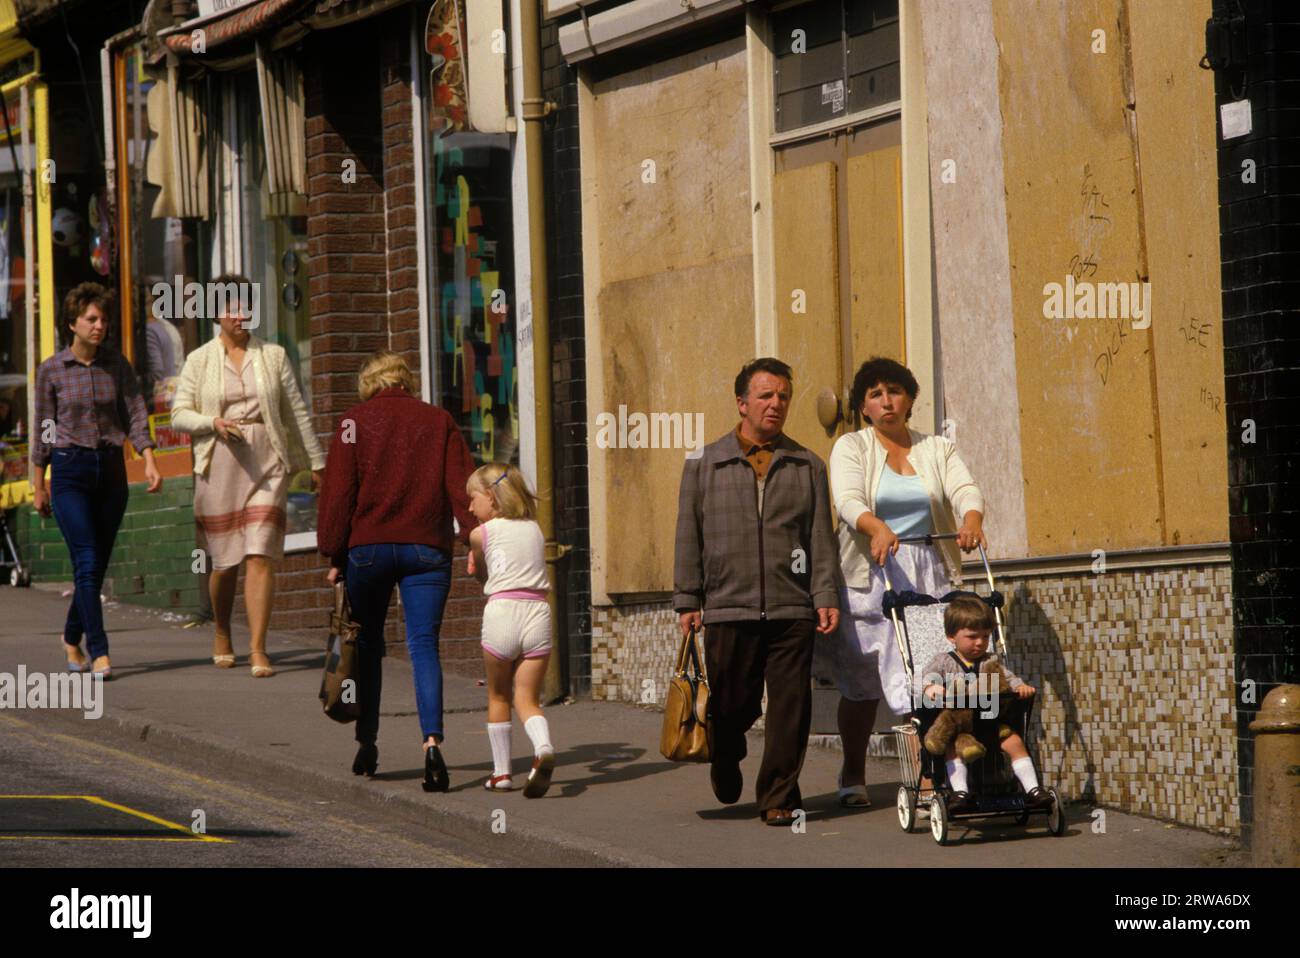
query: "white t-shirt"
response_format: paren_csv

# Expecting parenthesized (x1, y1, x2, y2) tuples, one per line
(481, 517, 549, 595)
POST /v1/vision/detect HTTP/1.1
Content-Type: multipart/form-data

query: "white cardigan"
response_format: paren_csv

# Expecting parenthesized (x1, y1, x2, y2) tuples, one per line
(171, 333, 326, 478)
(829, 426, 984, 586)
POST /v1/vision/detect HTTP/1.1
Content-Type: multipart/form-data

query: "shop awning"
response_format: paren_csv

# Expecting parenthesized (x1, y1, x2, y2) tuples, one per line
(155, 0, 410, 55)
(158, 0, 314, 55)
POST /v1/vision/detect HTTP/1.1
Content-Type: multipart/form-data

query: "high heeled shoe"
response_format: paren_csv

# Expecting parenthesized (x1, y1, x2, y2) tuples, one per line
(352, 743, 378, 777)
(422, 745, 449, 793)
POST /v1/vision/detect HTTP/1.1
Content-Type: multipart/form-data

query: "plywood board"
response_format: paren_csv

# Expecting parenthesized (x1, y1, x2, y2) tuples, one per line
(773, 161, 841, 466)
(599, 258, 756, 594)
(992, 0, 1163, 554)
(1127, 0, 1228, 544)
(848, 146, 905, 374)
(590, 36, 751, 288)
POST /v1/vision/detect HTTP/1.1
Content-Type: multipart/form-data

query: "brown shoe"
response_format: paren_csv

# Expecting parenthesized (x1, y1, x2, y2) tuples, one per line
(947, 790, 975, 814)
(762, 808, 796, 826)
(1025, 786, 1054, 810)
(710, 760, 743, 805)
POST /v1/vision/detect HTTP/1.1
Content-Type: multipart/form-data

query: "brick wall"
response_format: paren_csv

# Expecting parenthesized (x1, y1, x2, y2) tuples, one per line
(542, 18, 593, 696)
(15, 477, 203, 613)
(1211, 0, 1300, 842)
(288, 9, 485, 668)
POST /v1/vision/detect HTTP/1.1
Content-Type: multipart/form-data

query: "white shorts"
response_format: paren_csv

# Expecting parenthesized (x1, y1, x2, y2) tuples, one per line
(481, 599, 553, 662)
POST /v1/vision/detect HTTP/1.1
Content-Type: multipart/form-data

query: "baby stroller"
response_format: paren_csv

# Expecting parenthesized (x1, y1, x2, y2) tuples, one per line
(0, 507, 32, 588)
(887, 533, 1063, 844)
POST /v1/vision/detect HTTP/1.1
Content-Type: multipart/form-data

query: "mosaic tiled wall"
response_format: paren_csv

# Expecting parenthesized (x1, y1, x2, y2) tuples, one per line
(591, 561, 1238, 834)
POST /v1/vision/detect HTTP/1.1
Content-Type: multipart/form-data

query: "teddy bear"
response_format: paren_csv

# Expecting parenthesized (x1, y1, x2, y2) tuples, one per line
(922, 658, 1018, 761)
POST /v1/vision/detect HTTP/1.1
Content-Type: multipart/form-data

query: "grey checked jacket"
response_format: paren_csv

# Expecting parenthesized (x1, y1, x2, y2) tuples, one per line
(673, 429, 842, 623)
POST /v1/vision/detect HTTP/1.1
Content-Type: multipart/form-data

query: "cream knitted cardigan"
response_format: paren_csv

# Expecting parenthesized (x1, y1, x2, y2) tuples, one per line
(171, 333, 326, 478)
(829, 426, 984, 586)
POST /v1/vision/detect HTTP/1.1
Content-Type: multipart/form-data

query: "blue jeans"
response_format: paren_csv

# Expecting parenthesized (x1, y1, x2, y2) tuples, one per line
(50, 446, 129, 660)
(345, 543, 452, 745)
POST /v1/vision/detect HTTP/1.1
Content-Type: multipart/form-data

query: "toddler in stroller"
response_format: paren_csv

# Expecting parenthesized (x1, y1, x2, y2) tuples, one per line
(887, 533, 1064, 844)
(920, 595, 1050, 814)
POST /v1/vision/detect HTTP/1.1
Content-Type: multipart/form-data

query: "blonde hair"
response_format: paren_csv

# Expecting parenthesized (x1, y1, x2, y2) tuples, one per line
(358, 351, 417, 401)
(466, 463, 539, 521)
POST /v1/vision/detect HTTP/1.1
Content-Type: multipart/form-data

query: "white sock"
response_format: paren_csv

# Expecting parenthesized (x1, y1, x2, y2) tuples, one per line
(523, 714, 554, 757)
(1012, 756, 1039, 792)
(945, 757, 968, 793)
(487, 722, 512, 777)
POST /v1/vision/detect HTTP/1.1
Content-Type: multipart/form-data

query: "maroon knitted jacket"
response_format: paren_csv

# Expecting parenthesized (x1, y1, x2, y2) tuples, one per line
(316, 387, 479, 566)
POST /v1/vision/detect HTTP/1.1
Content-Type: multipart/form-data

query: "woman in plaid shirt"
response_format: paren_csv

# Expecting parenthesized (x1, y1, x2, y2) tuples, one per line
(30, 283, 163, 678)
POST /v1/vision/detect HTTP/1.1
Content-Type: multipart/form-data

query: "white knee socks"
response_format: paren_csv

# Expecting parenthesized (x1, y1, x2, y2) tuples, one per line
(1012, 756, 1039, 792)
(945, 757, 969, 793)
(524, 714, 554, 757)
(487, 721, 512, 777)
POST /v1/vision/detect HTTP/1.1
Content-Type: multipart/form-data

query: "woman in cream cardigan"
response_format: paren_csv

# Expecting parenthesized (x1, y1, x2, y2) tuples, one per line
(172, 275, 326, 677)
(820, 356, 986, 807)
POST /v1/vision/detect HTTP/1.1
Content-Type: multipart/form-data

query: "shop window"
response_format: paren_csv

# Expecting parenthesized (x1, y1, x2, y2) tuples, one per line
(419, 10, 519, 468)
(0, 86, 32, 488)
(773, 0, 899, 133)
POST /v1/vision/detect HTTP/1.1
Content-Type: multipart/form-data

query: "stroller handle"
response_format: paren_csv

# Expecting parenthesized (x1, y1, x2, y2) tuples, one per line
(881, 534, 994, 592)
(880, 532, 1006, 662)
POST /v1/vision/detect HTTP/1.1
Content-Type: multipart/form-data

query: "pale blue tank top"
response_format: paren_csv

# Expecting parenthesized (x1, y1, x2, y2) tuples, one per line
(876, 464, 933, 538)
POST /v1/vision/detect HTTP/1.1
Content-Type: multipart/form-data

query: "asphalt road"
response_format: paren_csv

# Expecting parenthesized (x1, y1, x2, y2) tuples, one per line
(0, 714, 542, 867)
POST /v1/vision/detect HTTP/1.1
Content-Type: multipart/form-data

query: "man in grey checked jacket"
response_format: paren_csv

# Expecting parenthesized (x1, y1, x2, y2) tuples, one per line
(673, 358, 841, 826)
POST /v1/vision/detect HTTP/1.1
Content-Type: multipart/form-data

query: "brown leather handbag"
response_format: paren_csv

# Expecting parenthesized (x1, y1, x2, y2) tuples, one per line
(319, 581, 361, 723)
(659, 626, 712, 762)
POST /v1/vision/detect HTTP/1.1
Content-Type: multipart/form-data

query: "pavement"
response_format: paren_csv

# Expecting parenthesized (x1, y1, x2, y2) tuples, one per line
(0, 584, 1245, 867)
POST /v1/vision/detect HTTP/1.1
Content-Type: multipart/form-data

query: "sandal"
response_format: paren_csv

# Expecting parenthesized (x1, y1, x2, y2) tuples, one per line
(249, 651, 274, 678)
(63, 637, 88, 673)
(837, 771, 871, 808)
(484, 774, 513, 791)
(213, 631, 236, 668)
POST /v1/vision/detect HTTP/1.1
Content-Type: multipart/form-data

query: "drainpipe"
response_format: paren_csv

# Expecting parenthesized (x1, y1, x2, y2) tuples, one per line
(519, 0, 569, 702)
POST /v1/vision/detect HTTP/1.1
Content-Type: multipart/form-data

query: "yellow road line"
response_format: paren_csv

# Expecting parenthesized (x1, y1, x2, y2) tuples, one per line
(0, 795, 230, 844)
(0, 835, 221, 843)
(0, 715, 486, 865)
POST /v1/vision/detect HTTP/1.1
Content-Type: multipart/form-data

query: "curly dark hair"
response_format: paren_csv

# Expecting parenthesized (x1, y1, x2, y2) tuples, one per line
(62, 282, 115, 345)
(734, 357, 793, 399)
(851, 357, 919, 424)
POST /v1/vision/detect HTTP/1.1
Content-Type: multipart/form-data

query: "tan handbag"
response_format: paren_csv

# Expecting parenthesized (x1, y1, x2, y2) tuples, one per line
(659, 626, 712, 762)
(319, 581, 362, 723)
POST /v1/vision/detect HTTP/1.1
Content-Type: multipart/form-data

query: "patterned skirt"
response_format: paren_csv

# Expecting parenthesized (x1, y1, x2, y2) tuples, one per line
(194, 421, 288, 570)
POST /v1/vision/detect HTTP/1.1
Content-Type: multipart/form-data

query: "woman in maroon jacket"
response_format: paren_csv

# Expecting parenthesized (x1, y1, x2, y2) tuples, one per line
(317, 352, 478, 791)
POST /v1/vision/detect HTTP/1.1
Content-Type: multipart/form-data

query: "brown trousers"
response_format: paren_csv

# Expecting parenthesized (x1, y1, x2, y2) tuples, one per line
(704, 618, 815, 813)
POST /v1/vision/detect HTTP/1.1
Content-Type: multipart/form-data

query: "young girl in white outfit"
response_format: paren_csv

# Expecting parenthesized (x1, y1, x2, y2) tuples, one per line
(466, 463, 556, 797)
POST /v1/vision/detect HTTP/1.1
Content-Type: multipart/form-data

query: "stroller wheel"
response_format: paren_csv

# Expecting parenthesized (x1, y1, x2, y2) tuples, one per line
(7, 566, 18, 588)
(897, 786, 916, 832)
(929, 794, 949, 845)
(1047, 787, 1065, 836)
(17, 568, 31, 588)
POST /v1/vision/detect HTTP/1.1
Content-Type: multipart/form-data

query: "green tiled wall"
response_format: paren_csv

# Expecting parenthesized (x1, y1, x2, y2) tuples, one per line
(11, 476, 202, 613)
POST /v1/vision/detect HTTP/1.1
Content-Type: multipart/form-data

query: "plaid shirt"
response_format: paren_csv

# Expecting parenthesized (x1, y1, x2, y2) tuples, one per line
(30, 346, 155, 469)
